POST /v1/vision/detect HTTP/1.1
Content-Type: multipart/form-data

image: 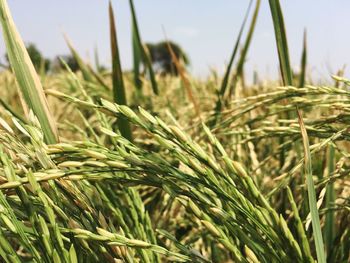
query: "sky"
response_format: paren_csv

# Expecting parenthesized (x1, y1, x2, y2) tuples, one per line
(1, 0, 350, 82)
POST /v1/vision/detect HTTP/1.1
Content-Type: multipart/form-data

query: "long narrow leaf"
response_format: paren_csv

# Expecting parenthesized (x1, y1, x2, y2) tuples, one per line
(64, 36, 109, 91)
(109, 1, 132, 141)
(210, 0, 258, 126)
(94, 46, 101, 72)
(129, 0, 159, 95)
(324, 145, 335, 258)
(299, 30, 307, 88)
(268, 0, 293, 86)
(0, 0, 58, 144)
(268, 1, 326, 262)
(219, 0, 253, 97)
(64, 36, 94, 83)
(132, 26, 143, 91)
(297, 29, 309, 217)
(229, 0, 260, 97)
(296, 110, 325, 263)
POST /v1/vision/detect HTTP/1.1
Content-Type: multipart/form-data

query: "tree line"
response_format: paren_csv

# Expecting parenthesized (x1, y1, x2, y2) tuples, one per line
(1, 41, 189, 76)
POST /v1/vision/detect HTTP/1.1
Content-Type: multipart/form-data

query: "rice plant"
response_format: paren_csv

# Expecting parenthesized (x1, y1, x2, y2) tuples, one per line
(0, 0, 349, 262)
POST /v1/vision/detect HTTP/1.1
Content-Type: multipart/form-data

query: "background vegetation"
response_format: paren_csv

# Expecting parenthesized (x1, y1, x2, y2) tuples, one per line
(0, 0, 348, 262)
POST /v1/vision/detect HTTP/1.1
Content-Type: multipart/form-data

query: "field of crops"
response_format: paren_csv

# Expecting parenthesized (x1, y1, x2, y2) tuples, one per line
(0, 0, 349, 262)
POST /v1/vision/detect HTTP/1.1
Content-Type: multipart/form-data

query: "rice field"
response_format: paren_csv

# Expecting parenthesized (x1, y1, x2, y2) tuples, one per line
(0, 0, 349, 262)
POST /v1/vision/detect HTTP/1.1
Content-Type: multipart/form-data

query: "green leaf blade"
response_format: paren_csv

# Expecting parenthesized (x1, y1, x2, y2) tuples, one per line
(129, 0, 159, 95)
(109, 1, 132, 141)
(0, 0, 58, 144)
(268, 1, 326, 262)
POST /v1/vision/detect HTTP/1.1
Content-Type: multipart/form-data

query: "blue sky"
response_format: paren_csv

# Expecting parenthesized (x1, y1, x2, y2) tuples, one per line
(1, 1, 350, 81)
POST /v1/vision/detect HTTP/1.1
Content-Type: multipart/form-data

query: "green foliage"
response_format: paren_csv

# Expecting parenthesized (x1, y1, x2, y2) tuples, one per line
(0, 0, 58, 144)
(0, 0, 348, 262)
(109, 1, 132, 141)
(26, 44, 50, 73)
(132, 26, 143, 91)
(211, 0, 259, 126)
(4, 43, 51, 73)
(52, 55, 79, 73)
(129, 0, 159, 95)
(145, 41, 190, 76)
(268, 1, 326, 262)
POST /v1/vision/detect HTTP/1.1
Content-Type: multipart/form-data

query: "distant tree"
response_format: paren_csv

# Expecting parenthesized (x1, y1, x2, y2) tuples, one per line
(51, 55, 79, 73)
(27, 44, 51, 72)
(4, 43, 51, 73)
(145, 41, 189, 76)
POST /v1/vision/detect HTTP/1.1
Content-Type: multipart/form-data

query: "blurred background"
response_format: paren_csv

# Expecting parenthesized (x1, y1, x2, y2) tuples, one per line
(0, 0, 349, 82)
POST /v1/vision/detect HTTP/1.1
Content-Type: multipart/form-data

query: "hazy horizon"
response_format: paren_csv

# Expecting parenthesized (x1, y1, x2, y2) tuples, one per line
(1, 1, 349, 82)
